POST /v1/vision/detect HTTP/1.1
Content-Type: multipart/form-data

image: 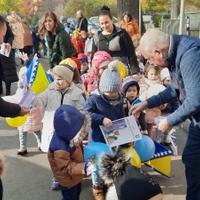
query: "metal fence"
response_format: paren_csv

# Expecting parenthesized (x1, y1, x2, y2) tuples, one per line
(160, 12, 200, 39)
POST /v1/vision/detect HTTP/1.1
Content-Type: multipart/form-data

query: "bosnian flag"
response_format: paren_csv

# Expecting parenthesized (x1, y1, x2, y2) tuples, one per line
(26, 55, 50, 95)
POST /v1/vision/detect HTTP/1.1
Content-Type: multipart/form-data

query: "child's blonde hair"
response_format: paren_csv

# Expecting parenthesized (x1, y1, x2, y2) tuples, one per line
(145, 64, 161, 78)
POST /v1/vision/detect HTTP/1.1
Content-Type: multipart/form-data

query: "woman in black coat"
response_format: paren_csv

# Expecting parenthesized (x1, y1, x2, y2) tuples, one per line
(0, 22, 18, 95)
(92, 6, 139, 75)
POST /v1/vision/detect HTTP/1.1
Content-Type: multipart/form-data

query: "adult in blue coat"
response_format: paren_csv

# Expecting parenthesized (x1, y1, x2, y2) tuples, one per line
(130, 28, 200, 200)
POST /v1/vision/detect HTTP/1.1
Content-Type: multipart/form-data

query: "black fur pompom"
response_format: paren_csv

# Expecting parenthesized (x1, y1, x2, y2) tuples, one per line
(99, 150, 129, 185)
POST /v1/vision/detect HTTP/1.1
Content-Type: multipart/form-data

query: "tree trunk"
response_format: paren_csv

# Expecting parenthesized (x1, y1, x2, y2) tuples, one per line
(117, 0, 139, 20)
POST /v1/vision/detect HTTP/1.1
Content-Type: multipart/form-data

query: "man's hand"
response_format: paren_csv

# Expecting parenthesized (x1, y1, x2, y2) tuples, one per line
(103, 118, 112, 128)
(19, 106, 30, 116)
(158, 118, 171, 133)
(129, 101, 148, 118)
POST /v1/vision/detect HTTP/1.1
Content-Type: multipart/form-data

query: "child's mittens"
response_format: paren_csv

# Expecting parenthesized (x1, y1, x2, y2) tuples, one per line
(103, 117, 112, 128)
(23, 107, 44, 132)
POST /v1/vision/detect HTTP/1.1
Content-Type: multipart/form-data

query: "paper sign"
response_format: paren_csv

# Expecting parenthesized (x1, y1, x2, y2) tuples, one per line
(19, 90, 35, 108)
(0, 43, 11, 57)
(100, 116, 142, 147)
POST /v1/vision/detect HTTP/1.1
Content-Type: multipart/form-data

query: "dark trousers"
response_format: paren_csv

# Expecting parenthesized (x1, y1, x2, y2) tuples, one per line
(182, 123, 200, 200)
(0, 75, 11, 95)
(61, 183, 81, 200)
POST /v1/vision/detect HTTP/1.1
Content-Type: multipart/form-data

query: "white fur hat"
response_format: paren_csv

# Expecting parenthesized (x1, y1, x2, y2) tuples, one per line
(147, 84, 166, 98)
(160, 68, 170, 82)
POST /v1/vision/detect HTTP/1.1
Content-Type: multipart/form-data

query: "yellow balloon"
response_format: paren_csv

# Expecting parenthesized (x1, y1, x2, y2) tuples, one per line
(117, 61, 128, 79)
(123, 146, 142, 168)
(6, 115, 28, 128)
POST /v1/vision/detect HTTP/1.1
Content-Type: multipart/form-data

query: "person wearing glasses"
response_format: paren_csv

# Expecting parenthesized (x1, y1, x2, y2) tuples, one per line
(130, 28, 200, 200)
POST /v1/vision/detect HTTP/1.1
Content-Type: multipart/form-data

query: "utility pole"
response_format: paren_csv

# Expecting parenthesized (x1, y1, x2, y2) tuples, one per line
(171, 0, 179, 19)
(179, 0, 185, 34)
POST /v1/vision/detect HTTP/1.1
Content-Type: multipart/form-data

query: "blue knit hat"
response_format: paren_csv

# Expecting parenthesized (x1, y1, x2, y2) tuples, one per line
(122, 76, 140, 95)
(99, 65, 122, 93)
(54, 105, 84, 141)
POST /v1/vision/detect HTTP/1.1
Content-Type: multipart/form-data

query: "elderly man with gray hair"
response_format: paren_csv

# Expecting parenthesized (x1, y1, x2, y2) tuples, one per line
(130, 28, 200, 200)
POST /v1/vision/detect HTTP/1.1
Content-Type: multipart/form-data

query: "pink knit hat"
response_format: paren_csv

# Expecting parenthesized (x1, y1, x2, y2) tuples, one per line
(91, 51, 112, 71)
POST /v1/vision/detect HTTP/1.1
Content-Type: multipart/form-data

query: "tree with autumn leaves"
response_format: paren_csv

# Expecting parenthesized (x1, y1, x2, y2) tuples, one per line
(0, 0, 42, 18)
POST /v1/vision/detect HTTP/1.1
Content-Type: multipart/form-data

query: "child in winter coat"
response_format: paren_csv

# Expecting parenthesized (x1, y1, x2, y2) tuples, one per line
(33, 59, 85, 153)
(33, 58, 85, 189)
(2, 63, 42, 155)
(138, 65, 161, 101)
(100, 149, 163, 200)
(82, 51, 112, 95)
(85, 65, 128, 199)
(48, 104, 91, 200)
(122, 76, 147, 134)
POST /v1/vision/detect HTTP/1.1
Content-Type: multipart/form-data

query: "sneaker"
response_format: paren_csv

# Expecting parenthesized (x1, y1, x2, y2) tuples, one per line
(17, 149, 28, 156)
(50, 178, 61, 190)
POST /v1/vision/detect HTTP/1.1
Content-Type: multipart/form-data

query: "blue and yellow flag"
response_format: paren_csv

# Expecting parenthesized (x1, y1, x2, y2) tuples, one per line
(26, 55, 50, 94)
(145, 141, 173, 177)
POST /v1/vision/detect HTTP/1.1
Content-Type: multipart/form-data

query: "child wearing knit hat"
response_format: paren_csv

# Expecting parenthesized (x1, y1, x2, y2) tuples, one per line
(33, 59, 85, 153)
(59, 58, 81, 85)
(122, 76, 147, 134)
(85, 65, 129, 199)
(48, 105, 91, 200)
(33, 58, 86, 190)
(82, 51, 112, 95)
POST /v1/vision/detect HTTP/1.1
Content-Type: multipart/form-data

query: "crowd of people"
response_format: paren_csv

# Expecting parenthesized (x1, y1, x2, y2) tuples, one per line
(0, 4, 200, 200)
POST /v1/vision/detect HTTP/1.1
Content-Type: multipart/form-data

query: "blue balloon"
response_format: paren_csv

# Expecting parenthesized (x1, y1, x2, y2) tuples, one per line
(84, 142, 111, 162)
(134, 135, 155, 162)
